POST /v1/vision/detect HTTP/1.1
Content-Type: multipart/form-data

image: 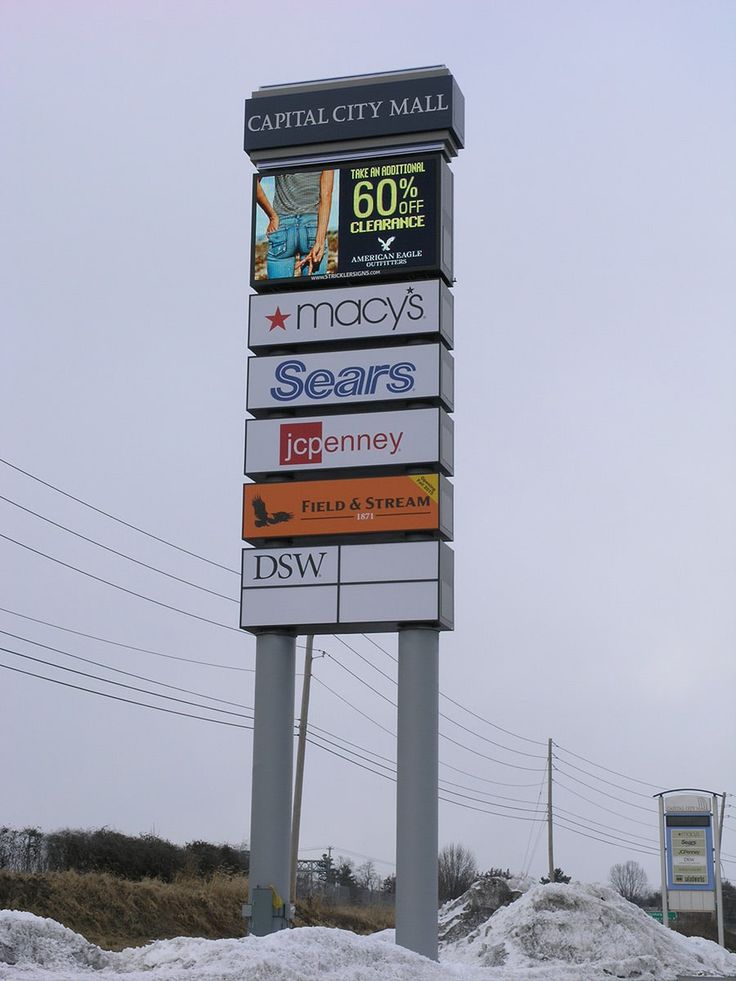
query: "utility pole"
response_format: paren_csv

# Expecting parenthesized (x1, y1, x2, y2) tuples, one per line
(547, 738, 554, 883)
(290, 635, 314, 905)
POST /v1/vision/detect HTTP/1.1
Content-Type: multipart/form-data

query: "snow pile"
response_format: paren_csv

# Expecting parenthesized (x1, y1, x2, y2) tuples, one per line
(2, 887, 736, 981)
(439, 876, 522, 945)
(441, 881, 736, 979)
(0, 911, 112, 972)
(0, 912, 483, 981)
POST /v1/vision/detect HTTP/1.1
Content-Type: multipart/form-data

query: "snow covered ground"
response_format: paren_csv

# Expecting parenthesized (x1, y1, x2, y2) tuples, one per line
(2, 882, 736, 980)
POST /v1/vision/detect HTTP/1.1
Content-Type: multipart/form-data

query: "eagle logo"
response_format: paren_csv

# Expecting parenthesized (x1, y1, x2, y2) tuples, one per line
(251, 495, 293, 528)
(378, 236, 395, 252)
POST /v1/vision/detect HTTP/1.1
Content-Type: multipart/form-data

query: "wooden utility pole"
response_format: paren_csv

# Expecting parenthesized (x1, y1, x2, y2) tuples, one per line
(290, 636, 314, 905)
(547, 738, 555, 883)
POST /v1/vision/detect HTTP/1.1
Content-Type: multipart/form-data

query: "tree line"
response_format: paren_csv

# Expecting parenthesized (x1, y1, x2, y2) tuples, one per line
(0, 826, 249, 882)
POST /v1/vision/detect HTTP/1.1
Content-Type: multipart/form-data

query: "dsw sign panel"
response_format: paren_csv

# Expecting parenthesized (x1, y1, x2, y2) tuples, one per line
(240, 541, 454, 634)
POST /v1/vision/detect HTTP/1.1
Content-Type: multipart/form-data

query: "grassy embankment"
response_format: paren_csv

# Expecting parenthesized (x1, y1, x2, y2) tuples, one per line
(0, 871, 393, 951)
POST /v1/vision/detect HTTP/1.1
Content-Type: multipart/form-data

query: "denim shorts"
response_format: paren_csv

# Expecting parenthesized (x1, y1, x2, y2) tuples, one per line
(266, 214, 328, 279)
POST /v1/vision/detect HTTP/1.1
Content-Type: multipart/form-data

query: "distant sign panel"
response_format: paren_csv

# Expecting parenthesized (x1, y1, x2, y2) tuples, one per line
(244, 72, 464, 152)
(244, 407, 453, 479)
(243, 473, 452, 542)
(251, 155, 451, 290)
(248, 280, 453, 352)
(240, 540, 454, 634)
(665, 815, 714, 891)
(247, 343, 453, 415)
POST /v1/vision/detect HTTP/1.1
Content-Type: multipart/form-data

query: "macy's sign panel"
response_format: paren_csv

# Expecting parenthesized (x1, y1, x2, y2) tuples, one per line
(246, 343, 453, 414)
(247, 280, 453, 352)
(240, 540, 453, 634)
(244, 407, 453, 479)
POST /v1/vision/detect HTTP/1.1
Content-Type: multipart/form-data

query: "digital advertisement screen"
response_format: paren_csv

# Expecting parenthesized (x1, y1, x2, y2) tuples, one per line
(251, 155, 444, 290)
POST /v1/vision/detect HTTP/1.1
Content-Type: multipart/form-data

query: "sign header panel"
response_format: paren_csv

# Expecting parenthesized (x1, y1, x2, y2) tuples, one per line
(244, 407, 453, 479)
(244, 73, 464, 152)
(246, 343, 452, 415)
(251, 155, 450, 290)
(240, 540, 454, 634)
(248, 279, 453, 352)
(243, 473, 452, 542)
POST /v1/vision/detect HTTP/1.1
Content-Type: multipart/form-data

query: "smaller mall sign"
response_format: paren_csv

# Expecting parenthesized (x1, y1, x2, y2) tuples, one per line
(248, 279, 453, 352)
(246, 343, 453, 414)
(244, 407, 453, 479)
(240, 540, 454, 634)
(243, 473, 453, 542)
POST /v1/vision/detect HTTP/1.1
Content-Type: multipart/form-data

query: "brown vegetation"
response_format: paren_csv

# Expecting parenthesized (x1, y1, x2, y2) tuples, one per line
(0, 870, 393, 951)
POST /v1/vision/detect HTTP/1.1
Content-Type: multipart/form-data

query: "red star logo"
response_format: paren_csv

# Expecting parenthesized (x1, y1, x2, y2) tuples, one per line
(266, 306, 290, 331)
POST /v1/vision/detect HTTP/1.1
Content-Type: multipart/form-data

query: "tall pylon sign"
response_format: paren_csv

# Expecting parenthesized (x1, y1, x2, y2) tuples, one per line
(241, 67, 464, 959)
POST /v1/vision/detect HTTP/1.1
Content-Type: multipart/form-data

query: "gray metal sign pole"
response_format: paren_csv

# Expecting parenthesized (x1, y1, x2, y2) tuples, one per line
(396, 626, 439, 961)
(713, 793, 725, 947)
(248, 631, 296, 935)
(657, 795, 670, 927)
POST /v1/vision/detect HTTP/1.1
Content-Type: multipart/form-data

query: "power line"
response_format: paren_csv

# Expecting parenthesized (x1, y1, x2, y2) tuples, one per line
(552, 752, 655, 800)
(0, 628, 255, 713)
(554, 779, 657, 829)
(553, 765, 657, 814)
(311, 674, 395, 737)
(553, 806, 658, 846)
(343, 635, 545, 758)
(555, 819, 659, 858)
(0, 532, 242, 633)
(0, 457, 238, 574)
(360, 633, 547, 747)
(0, 606, 254, 672)
(553, 740, 664, 791)
(0, 493, 237, 603)
(0, 661, 253, 730)
(0, 654, 552, 827)
(0, 646, 255, 722)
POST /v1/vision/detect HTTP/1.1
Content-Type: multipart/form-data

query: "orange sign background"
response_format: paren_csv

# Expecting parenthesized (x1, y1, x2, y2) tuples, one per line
(243, 474, 440, 541)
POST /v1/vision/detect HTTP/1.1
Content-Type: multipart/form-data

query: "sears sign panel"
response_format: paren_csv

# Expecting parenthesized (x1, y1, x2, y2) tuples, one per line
(240, 540, 454, 634)
(244, 407, 453, 479)
(246, 343, 453, 415)
(248, 280, 453, 352)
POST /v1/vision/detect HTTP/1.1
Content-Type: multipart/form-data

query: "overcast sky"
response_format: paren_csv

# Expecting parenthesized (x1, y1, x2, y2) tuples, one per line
(1, 0, 734, 888)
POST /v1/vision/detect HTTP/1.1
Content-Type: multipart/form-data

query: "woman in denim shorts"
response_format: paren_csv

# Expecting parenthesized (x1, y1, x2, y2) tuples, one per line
(255, 170, 335, 279)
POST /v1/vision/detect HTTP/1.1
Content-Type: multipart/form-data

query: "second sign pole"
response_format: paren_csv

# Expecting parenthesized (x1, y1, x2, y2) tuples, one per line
(396, 626, 440, 960)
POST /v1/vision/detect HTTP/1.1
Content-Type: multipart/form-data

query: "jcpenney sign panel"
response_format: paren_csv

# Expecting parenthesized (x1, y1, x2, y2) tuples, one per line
(240, 540, 453, 634)
(247, 343, 453, 415)
(244, 407, 453, 479)
(248, 280, 453, 352)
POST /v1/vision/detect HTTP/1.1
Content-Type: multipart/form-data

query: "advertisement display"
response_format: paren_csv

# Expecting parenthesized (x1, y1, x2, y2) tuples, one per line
(244, 71, 464, 153)
(240, 540, 454, 633)
(248, 279, 453, 352)
(243, 473, 453, 542)
(244, 407, 453, 479)
(246, 343, 453, 415)
(251, 155, 451, 290)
